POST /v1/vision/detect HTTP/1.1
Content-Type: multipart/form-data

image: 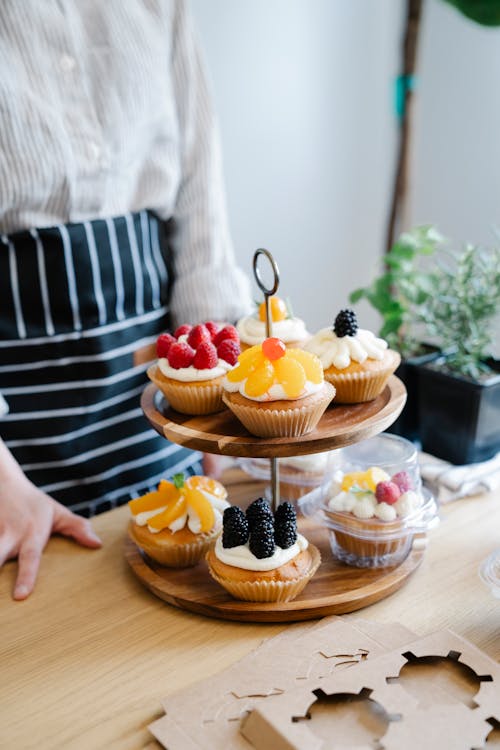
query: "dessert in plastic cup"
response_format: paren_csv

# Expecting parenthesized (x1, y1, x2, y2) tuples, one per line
(239, 451, 340, 506)
(303, 309, 400, 403)
(206, 498, 321, 602)
(222, 337, 335, 437)
(148, 322, 240, 414)
(236, 295, 309, 351)
(128, 473, 230, 567)
(321, 465, 435, 567)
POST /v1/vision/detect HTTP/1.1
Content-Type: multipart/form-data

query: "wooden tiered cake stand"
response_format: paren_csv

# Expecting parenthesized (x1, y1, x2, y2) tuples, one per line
(125, 248, 422, 622)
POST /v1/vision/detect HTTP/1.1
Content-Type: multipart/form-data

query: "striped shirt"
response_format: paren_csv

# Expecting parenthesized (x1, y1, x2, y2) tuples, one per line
(0, 0, 252, 326)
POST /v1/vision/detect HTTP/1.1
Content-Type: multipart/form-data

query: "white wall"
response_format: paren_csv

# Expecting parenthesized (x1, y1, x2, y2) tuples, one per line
(191, 0, 403, 332)
(191, 0, 500, 351)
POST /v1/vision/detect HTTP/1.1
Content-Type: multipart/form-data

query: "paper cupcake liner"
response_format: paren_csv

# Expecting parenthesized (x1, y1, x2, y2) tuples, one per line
(324, 366, 397, 404)
(206, 545, 321, 602)
(128, 523, 219, 568)
(222, 384, 335, 438)
(148, 365, 224, 415)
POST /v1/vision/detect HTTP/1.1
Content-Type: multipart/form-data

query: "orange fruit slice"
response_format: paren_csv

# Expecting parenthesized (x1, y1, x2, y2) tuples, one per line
(147, 495, 187, 531)
(245, 359, 275, 397)
(273, 356, 306, 398)
(288, 348, 323, 384)
(258, 296, 287, 322)
(185, 487, 215, 533)
(128, 479, 177, 515)
(187, 476, 227, 500)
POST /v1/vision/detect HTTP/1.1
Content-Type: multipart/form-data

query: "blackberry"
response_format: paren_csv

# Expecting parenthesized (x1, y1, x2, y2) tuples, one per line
(274, 501, 296, 525)
(222, 506, 249, 548)
(249, 519, 275, 559)
(274, 520, 297, 549)
(246, 497, 273, 531)
(333, 308, 358, 338)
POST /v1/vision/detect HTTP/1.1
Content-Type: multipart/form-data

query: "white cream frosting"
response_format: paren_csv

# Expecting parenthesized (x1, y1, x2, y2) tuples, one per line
(158, 357, 233, 382)
(304, 327, 388, 370)
(280, 452, 332, 473)
(214, 533, 309, 571)
(328, 488, 422, 521)
(133, 491, 230, 533)
(222, 376, 324, 402)
(236, 315, 308, 345)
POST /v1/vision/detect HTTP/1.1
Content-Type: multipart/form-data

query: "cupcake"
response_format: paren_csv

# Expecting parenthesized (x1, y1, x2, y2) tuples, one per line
(222, 337, 335, 437)
(206, 498, 321, 602)
(128, 473, 230, 567)
(236, 295, 309, 351)
(303, 309, 400, 403)
(323, 466, 427, 567)
(147, 322, 240, 414)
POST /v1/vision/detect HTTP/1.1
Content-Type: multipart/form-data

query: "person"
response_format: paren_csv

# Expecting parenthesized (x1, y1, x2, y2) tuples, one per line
(0, 0, 253, 600)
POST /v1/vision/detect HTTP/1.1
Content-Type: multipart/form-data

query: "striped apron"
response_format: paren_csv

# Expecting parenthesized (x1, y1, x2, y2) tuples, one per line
(0, 211, 201, 517)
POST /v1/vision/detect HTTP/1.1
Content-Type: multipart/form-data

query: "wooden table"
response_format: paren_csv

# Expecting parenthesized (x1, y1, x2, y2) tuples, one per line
(1, 469, 499, 750)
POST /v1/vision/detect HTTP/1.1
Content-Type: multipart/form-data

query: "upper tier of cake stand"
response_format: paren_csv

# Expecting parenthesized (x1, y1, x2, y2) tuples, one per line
(140, 375, 406, 459)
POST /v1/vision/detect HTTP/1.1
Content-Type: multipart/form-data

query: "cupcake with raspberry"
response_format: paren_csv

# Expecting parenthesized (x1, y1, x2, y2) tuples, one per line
(148, 322, 241, 414)
(128, 473, 230, 567)
(206, 498, 321, 602)
(303, 309, 400, 403)
(222, 337, 335, 437)
(236, 295, 309, 351)
(323, 467, 430, 567)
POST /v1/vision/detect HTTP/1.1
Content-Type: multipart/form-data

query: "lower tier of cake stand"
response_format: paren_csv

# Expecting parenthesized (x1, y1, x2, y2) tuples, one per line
(124, 516, 424, 624)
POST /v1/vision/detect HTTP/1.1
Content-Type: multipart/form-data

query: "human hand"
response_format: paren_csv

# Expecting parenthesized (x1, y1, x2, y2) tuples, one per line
(0, 472, 102, 601)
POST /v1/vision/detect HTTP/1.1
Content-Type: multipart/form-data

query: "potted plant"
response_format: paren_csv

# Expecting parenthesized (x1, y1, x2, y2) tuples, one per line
(349, 225, 444, 441)
(416, 243, 500, 464)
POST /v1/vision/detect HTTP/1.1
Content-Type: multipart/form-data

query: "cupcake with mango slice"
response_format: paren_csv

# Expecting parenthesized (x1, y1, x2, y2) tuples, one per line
(236, 295, 309, 351)
(222, 336, 335, 437)
(128, 473, 229, 567)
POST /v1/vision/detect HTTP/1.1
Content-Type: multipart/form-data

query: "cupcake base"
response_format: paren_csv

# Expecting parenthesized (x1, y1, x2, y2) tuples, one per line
(222, 383, 335, 438)
(128, 520, 220, 568)
(147, 364, 225, 415)
(325, 511, 412, 568)
(206, 545, 321, 602)
(324, 350, 400, 404)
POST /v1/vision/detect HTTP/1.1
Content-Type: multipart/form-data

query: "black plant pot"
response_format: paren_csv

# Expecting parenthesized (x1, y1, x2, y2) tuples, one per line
(417, 358, 500, 464)
(386, 345, 441, 442)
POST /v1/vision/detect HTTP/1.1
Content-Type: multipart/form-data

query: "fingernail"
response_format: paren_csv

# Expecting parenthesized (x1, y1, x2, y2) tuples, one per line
(14, 585, 29, 599)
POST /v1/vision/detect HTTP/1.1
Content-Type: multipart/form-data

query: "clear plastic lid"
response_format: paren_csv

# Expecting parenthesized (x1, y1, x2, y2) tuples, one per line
(479, 549, 500, 599)
(338, 433, 422, 492)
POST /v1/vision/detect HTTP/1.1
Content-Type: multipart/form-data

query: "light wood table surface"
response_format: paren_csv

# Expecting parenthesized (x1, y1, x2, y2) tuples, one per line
(1, 469, 499, 750)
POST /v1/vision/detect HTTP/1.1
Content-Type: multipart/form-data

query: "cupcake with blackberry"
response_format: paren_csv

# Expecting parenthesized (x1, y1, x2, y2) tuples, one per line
(148, 322, 240, 414)
(303, 309, 400, 403)
(236, 295, 309, 351)
(206, 498, 321, 602)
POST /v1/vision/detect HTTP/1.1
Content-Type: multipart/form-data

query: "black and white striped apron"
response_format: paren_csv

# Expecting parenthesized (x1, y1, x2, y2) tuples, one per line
(0, 211, 201, 517)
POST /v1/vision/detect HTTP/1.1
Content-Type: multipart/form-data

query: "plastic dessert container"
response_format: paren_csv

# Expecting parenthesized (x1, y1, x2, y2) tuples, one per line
(299, 434, 439, 568)
(238, 450, 341, 507)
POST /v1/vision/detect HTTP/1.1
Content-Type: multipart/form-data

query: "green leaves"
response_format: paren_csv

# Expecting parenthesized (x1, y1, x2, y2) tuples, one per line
(443, 0, 500, 26)
(348, 226, 444, 357)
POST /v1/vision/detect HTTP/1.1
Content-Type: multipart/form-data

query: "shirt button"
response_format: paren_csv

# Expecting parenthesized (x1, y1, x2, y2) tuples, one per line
(60, 54, 76, 72)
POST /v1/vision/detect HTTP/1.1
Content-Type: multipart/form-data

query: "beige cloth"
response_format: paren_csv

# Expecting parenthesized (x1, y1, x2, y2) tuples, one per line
(419, 451, 500, 503)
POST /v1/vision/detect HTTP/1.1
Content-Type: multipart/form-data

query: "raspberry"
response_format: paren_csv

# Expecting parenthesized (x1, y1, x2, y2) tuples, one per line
(214, 325, 239, 347)
(249, 519, 275, 559)
(167, 341, 195, 369)
(375, 481, 401, 505)
(246, 497, 273, 531)
(391, 471, 413, 493)
(187, 324, 211, 349)
(193, 341, 218, 370)
(174, 324, 192, 339)
(205, 321, 220, 341)
(333, 309, 358, 338)
(156, 333, 176, 358)
(222, 506, 249, 548)
(217, 339, 240, 365)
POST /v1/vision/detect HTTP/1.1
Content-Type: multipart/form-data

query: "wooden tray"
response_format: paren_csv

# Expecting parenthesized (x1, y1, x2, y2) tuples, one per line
(124, 515, 424, 623)
(141, 375, 406, 458)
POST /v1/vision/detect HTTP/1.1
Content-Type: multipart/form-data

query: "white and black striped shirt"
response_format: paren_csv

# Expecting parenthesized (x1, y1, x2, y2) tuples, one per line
(0, 0, 252, 329)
